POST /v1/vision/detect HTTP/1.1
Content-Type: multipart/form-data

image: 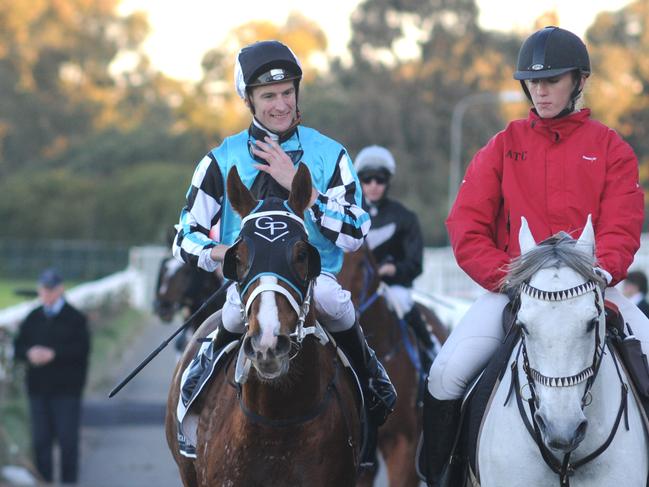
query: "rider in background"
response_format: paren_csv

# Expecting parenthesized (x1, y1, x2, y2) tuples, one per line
(419, 26, 647, 486)
(172, 40, 396, 462)
(355, 145, 437, 373)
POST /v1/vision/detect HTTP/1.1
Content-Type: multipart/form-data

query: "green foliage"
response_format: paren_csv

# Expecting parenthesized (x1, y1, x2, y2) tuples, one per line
(587, 1, 649, 227)
(0, 0, 647, 245)
(304, 0, 522, 244)
(94, 162, 192, 243)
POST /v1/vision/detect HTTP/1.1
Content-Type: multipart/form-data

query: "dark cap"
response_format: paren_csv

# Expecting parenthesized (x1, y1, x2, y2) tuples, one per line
(514, 26, 590, 80)
(38, 269, 63, 289)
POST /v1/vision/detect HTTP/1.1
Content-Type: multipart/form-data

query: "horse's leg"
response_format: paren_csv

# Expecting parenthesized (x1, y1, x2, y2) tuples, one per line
(375, 347, 420, 487)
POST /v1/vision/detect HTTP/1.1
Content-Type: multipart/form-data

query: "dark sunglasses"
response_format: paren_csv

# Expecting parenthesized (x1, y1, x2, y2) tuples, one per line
(360, 174, 388, 185)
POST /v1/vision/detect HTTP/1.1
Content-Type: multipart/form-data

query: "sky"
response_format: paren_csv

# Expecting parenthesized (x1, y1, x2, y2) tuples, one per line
(118, 0, 633, 82)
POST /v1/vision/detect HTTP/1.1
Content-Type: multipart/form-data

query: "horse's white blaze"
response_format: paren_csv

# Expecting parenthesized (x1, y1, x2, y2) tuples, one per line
(164, 257, 184, 275)
(160, 258, 184, 294)
(257, 276, 280, 350)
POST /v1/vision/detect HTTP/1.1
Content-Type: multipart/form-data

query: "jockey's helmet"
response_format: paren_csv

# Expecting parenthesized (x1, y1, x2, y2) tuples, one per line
(355, 145, 396, 180)
(514, 26, 590, 81)
(514, 26, 590, 114)
(234, 40, 302, 100)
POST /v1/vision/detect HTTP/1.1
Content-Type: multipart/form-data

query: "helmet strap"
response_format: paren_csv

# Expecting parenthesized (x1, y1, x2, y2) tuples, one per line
(250, 110, 302, 144)
(553, 72, 583, 119)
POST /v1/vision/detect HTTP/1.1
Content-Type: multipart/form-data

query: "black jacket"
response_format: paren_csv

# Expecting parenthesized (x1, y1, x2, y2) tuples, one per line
(637, 298, 649, 319)
(364, 197, 423, 287)
(13, 302, 90, 396)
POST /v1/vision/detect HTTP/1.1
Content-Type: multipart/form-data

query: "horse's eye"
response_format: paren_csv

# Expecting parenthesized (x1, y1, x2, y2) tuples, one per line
(296, 250, 307, 263)
(586, 318, 598, 333)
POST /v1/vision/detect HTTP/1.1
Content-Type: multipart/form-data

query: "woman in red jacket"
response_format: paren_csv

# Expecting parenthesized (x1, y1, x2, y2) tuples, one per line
(418, 26, 646, 486)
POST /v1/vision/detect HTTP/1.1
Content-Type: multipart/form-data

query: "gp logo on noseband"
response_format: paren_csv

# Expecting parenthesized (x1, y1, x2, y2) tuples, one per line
(254, 216, 290, 242)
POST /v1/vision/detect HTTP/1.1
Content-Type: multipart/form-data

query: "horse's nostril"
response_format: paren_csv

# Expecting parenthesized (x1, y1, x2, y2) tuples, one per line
(243, 336, 254, 358)
(575, 419, 588, 440)
(275, 335, 291, 356)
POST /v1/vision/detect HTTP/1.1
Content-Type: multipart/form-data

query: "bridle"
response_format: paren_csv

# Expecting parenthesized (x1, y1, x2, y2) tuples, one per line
(510, 279, 630, 486)
(224, 206, 358, 455)
(222, 206, 324, 367)
(519, 280, 603, 410)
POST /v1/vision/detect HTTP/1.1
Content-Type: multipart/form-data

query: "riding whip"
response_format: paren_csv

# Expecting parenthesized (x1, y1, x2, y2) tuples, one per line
(108, 280, 233, 398)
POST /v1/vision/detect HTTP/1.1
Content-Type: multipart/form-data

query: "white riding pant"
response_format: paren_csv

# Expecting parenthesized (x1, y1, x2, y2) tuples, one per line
(222, 273, 356, 334)
(427, 287, 649, 400)
(383, 284, 415, 316)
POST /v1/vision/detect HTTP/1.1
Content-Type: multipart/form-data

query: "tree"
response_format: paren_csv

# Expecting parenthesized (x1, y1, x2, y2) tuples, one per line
(0, 0, 149, 174)
(586, 1, 649, 227)
(304, 0, 522, 244)
(197, 12, 329, 136)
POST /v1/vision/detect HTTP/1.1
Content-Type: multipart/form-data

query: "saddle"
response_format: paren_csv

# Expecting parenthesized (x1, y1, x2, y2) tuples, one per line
(449, 300, 649, 485)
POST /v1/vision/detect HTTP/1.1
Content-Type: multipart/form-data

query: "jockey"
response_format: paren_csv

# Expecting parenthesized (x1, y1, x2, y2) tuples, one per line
(419, 26, 648, 486)
(354, 145, 436, 372)
(172, 40, 396, 460)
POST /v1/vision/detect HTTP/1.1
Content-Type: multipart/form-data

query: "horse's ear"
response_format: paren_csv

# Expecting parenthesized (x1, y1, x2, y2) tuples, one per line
(288, 164, 313, 219)
(576, 214, 595, 257)
(519, 217, 537, 255)
(227, 167, 257, 217)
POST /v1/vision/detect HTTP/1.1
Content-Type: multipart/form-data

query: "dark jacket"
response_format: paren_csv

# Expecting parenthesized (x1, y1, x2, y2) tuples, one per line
(637, 298, 649, 319)
(364, 197, 423, 287)
(13, 302, 90, 396)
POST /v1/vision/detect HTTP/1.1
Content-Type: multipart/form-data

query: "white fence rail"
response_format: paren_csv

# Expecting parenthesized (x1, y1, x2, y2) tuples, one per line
(414, 233, 649, 301)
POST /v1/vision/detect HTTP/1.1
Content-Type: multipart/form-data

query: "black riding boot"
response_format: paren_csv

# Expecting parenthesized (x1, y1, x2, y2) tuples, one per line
(417, 392, 463, 487)
(404, 307, 437, 373)
(180, 325, 242, 408)
(333, 320, 397, 424)
(332, 320, 397, 467)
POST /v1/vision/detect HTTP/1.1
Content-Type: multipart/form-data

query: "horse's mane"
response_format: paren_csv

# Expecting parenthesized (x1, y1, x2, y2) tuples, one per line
(501, 232, 605, 295)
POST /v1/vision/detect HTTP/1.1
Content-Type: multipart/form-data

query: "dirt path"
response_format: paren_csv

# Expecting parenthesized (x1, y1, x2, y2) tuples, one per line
(77, 318, 181, 487)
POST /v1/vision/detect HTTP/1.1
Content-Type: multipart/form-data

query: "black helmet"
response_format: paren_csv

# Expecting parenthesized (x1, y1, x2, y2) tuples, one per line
(234, 40, 302, 99)
(514, 26, 590, 80)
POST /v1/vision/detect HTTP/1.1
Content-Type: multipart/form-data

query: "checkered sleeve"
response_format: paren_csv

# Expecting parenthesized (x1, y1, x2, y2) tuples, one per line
(310, 149, 370, 252)
(172, 153, 224, 272)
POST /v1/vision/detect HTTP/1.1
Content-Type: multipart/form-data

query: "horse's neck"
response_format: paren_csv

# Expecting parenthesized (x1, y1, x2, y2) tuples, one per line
(242, 337, 331, 418)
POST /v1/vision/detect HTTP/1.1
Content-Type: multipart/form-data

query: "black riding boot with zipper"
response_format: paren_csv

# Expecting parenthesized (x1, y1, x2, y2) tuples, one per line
(417, 392, 463, 487)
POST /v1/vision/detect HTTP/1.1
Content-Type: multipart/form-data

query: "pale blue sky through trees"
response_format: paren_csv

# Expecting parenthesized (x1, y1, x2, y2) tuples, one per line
(118, 0, 633, 81)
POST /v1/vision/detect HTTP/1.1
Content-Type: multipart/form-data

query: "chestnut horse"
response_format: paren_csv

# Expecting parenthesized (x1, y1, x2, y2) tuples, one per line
(166, 165, 361, 487)
(338, 246, 449, 487)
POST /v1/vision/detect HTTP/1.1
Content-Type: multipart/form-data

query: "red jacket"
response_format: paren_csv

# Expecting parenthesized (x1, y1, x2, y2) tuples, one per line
(446, 109, 644, 291)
